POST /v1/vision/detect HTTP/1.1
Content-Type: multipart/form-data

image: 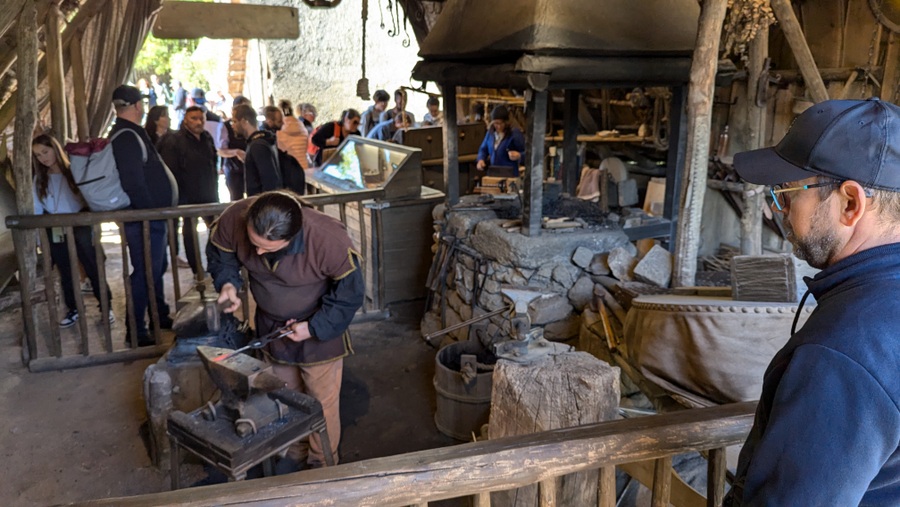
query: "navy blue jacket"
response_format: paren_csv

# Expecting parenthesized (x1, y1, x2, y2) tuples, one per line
(110, 118, 174, 210)
(477, 127, 526, 175)
(729, 244, 900, 506)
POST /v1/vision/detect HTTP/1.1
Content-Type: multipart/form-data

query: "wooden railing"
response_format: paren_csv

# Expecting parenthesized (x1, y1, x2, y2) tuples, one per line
(67, 401, 756, 507)
(6, 191, 383, 372)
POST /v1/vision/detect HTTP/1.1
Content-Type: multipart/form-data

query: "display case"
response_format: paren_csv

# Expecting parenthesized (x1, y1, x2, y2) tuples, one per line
(306, 136, 444, 311)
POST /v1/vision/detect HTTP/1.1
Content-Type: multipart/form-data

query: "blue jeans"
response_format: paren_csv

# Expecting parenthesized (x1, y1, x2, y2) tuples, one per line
(124, 220, 170, 336)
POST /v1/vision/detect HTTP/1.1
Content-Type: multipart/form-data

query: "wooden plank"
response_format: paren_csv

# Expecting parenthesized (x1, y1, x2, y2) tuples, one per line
(770, 0, 829, 103)
(741, 29, 767, 256)
(672, 0, 728, 287)
(442, 84, 460, 206)
(152, 2, 299, 40)
(707, 447, 726, 507)
(882, 32, 900, 101)
(562, 89, 580, 195)
(93, 223, 112, 352)
(38, 228, 62, 357)
(618, 460, 706, 507)
(119, 223, 138, 348)
(539, 477, 558, 507)
(473, 492, 491, 507)
(523, 89, 548, 237)
(69, 402, 755, 507)
(64, 226, 89, 356)
(598, 466, 615, 507)
(45, 3, 67, 143)
(27, 345, 168, 373)
(799, 0, 843, 68)
(651, 456, 673, 507)
(143, 221, 161, 345)
(843, 0, 881, 68)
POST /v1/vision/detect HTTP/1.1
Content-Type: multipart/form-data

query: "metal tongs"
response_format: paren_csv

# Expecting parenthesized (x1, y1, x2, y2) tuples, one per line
(211, 324, 295, 362)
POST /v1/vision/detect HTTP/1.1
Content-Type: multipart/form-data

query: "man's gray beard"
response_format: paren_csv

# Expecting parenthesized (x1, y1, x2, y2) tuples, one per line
(785, 199, 840, 269)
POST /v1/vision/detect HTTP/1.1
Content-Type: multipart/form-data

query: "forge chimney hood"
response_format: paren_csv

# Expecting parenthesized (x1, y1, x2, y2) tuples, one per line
(413, 0, 701, 88)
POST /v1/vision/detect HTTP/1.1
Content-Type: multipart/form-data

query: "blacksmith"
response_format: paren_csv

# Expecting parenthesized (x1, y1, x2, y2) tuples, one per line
(207, 190, 364, 470)
(726, 98, 900, 505)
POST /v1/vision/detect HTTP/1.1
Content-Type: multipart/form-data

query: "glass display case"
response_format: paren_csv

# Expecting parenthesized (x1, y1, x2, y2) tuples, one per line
(309, 136, 423, 200)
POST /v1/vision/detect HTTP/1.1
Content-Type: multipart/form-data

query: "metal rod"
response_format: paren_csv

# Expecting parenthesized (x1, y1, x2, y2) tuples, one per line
(65, 226, 89, 356)
(168, 218, 181, 301)
(38, 228, 61, 357)
(424, 304, 512, 343)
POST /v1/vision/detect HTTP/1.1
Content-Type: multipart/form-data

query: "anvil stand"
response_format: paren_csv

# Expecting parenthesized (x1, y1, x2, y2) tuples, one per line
(167, 346, 334, 489)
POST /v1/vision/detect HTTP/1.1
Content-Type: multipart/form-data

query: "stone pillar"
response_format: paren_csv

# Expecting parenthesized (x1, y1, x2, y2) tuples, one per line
(489, 351, 620, 507)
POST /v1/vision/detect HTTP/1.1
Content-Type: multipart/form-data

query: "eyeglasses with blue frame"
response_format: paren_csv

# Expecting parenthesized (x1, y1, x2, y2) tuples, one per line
(768, 182, 841, 211)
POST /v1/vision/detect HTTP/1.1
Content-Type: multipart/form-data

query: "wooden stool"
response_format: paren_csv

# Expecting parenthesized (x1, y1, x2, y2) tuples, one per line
(167, 388, 334, 489)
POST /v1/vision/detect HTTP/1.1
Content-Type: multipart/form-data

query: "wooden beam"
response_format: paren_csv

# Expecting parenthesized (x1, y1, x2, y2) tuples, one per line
(442, 84, 459, 206)
(152, 2, 299, 39)
(651, 456, 673, 507)
(673, 0, 728, 287)
(881, 33, 900, 101)
(69, 34, 90, 141)
(562, 89, 579, 195)
(707, 447, 727, 507)
(770, 0, 829, 103)
(68, 402, 756, 507)
(45, 3, 67, 143)
(740, 29, 767, 256)
(14, 0, 38, 367)
(524, 89, 548, 237)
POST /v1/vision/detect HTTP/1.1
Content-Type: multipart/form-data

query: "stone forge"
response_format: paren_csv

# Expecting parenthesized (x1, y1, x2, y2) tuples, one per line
(422, 204, 629, 345)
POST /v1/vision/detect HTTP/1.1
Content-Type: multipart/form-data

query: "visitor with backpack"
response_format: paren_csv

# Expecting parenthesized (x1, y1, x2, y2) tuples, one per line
(232, 104, 282, 196)
(109, 85, 176, 347)
(31, 134, 113, 328)
(309, 109, 361, 166)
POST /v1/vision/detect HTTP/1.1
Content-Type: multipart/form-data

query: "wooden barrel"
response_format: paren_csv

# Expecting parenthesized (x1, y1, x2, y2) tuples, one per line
(433, 340, 494, 441)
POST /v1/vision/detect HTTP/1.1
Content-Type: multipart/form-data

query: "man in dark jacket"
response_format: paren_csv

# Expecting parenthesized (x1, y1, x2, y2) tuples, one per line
(726, 98, 900, 506)
(232, 104, 281, 196)
(158, 105, 219, 275)
(208, 190, 364, 471)
(109, 85, 176, 346)
(476, 105, 526, 176)
(218, 96, 251, 201)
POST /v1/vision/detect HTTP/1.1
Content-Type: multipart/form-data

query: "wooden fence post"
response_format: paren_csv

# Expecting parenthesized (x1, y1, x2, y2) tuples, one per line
(672, 0, 728, 287)
(740, 28, 768, 256)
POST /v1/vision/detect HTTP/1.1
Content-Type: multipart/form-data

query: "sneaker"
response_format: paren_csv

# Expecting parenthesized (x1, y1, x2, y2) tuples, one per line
(80, 280, 93, 293)
(107, 311, 116, 325)
(59, 309, 79, 328)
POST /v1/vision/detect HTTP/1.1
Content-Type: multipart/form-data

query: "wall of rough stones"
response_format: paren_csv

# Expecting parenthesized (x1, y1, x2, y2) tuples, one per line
(421, 205, 631, 346)
(245, 0, 437, 125)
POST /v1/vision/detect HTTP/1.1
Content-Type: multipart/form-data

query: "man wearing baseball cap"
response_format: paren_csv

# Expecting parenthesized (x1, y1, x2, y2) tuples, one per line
(726, 98, 900, 505)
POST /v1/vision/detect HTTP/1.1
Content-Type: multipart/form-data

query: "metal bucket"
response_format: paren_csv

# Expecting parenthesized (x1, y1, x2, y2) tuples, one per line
(433, 340, 495, 441)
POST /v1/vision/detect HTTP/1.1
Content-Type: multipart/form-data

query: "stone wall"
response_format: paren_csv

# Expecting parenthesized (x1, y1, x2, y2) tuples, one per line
(245, 0, 437, 124)
(422, 205, 630, 346)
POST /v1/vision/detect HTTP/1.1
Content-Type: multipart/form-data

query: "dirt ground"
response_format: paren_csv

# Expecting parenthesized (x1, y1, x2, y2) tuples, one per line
(0, 227, 460, 506)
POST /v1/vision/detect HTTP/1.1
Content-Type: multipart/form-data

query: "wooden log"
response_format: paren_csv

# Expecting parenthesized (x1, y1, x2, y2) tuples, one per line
(442, 84, 460, 206)
(740, 29, 767, 256)
(672, 0, 727, 287)
(617, 460, 706, 507)
(71, 402, 756, 507)
(143, 221, 162, 345)
(69, 34, 90, 142)
(167, 218, 182, 301)
(770, 0, 829, 103)
(489, 351, 620, 507)
(523, 89, 548, 237)
(539, 478, 558, 507)
(38, 228, 62, 357)
(119, 222, 138, 348)
(65, 226, 90, 355)
(93, 223, 112, 352)
(598, 466, 615, 507)
(45, 3, 67, 143)
(562, 89, 580, 195)
(473, 492, 491, 507)
(13, 1, 39, 364)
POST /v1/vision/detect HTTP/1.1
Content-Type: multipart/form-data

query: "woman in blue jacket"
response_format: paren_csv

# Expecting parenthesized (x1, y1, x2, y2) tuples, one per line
(476, 105, 526, 176)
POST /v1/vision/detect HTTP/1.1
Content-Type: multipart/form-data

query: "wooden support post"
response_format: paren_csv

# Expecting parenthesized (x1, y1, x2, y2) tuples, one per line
(69, 34, 90, 142)
(38, 228, 61, 357)
(14, 1, 39, 363)
(562, 89, 580, 195)
(598, 466, 615, 507)
(707, 447, 727, 507)
(651, 456, 673, 507)
(94, 223, 112, 352)
(523, 89, 548, 237)
(673, 0, 728, 287)
(881, 33, 900, 102)
(539, 478, 558, 507)
(473, 492, 491, 507)
(65, 226, 90, 355)
(120, 223, 138, 348)
(45, 3, 67, 142)
(741, 29, 768, 256)
(770, 0, 829, 103)
(664, 86, 687, 248)
(442, 84, 460, 206)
